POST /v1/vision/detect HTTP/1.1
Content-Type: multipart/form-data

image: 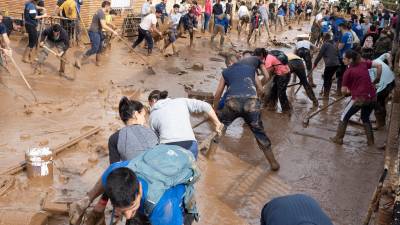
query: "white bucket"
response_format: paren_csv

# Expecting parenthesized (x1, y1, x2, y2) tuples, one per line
(25, 147, 53, 181)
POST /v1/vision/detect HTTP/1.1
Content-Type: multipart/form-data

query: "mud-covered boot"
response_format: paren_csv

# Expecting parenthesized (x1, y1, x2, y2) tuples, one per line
(364, 122, 374, 146)
(262, 148, 280, 171)
(22, 47, 31, 64)
(75, 54, 88, 69)
(330, 121, 347, 145)
(95, 54, 102, 66)
(304, 84, 318, 107)
(59, 60, 66, 77)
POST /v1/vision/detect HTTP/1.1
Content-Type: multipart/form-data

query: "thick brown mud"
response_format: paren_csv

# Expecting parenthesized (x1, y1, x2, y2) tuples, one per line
(0, 20, 385, 225)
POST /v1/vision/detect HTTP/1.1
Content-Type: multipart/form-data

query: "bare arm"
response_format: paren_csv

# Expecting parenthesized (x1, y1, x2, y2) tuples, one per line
(372, 62, 383, 84)
(100, 19, 118, 35)
(1, 33, 11, 50)
(87, 178, 105, 202)
(150, 23, 162, 35)
(213, 76, 226, 110)
(260, 64, 270, 85)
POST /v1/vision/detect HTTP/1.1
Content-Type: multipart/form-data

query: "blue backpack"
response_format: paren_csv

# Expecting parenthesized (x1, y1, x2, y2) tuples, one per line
(127, 144, 201, 216)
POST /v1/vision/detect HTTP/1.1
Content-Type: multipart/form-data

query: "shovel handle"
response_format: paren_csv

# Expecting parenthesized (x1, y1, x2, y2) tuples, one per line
(306, 96, 346, 120)
(42, 45, 70, 64)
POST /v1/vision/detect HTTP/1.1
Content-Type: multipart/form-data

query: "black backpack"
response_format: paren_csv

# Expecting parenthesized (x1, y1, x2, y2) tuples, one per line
(268, 50, 289, 65)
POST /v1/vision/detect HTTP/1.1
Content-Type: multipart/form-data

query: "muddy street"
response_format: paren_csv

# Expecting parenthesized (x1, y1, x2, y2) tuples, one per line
(0, 20, 385, 225)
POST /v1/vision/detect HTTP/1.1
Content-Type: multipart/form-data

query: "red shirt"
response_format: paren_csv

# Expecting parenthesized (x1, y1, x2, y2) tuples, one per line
(204, 0, 212, 14)
(264, 55, 290, 76)
(342, 60, 376, 101)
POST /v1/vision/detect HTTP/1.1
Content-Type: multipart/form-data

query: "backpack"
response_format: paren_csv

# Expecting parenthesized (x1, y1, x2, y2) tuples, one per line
(127, 144, 200, 217)
(269, 50, 289, 65)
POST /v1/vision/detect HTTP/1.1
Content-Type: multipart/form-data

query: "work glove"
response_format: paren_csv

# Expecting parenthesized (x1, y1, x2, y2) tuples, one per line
(69, 195, 91, 225)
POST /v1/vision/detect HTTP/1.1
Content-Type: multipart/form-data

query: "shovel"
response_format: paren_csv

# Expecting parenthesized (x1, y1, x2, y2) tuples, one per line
(41, 45, 75, 80)
(114, 35, 156, 75)
(4, 50, 38, 102)
(302, 96, 346, 128)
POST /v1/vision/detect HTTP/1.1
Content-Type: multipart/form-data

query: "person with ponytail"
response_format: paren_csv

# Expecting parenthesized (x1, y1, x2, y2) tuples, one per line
(148, 90, 223, 158)
(84, 96, 159, 225)
(330, 50, 381, 146)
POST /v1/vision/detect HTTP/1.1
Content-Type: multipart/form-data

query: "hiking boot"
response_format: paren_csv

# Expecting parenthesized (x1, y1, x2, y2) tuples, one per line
(262, 148, 280, 171)
(330, 121, 347, 145)
(364, 123, 374, 146)
(22, 47, 31, 64)
(95, 54, 102, 66)
(75, 54, 88, 69)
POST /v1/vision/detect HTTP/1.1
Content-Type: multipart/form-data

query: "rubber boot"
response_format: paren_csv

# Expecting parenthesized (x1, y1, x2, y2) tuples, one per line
(330, 121, 347, 145)
(262, 148, 280, 171)
(364, 123, 374, 146)
(59, 60, 66, 77)
(304, 84, 318, 107)
(33, 63, 42, 75)
(308, 74, 316, 88)
(75, 54, 88, 69)
(22, 47, 31, 64)
(95, 54, 102, 66)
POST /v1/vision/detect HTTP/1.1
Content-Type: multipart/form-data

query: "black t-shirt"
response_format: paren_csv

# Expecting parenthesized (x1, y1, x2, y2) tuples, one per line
(226, 3, 233, 15)
(213, 3, 223, 15)
(269, 3, 276, 13)
(0, 23, 6, 35)
(1, 17, 13, 36)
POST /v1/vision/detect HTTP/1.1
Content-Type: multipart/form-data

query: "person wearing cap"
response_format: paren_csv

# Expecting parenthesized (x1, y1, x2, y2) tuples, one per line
(261, 194, 334, 225)
(34, 24, 70, 77)
(179, 8, 198, 47)
(131, 8, 162, 55)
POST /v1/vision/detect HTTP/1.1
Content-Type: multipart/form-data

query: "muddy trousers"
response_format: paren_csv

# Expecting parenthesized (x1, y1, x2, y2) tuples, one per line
(265, 74, 291, 111)
(335, 61, 346, 94)
(322, 65, 339, 96)
(217, 97, 272, 150)
(375, 81, 395, 127)
(295, 48, 312, 71)
(289, 59, 318, 103)
(237, 17, 249, 34)
(133, 27, 154, 50)
(211, 24, 225, 46)
(247, 27, 259, 42)
(85, 31, 104, 56)
(38, 41, 66, 67)
(25, 23, 38, 48)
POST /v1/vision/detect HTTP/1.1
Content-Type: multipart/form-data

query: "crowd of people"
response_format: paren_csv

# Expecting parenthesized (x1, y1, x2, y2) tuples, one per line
(0, 0, 398, 224)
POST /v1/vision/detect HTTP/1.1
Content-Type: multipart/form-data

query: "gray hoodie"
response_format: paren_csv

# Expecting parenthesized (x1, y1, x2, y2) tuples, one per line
(149, 98, 212, 143)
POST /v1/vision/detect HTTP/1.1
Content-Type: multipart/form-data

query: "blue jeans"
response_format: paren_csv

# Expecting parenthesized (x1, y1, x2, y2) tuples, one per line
(166, 140, 198, 159)
(203, 13, 211, 31)
(85, 31, 103, 56)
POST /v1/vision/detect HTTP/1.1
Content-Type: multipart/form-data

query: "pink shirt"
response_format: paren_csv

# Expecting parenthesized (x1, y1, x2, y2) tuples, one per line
(204, 0, 212, 14)
(264, 55, 290, 76)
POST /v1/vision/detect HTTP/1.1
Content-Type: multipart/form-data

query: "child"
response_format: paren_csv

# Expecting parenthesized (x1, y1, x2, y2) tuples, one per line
(247, 10, 262, 43)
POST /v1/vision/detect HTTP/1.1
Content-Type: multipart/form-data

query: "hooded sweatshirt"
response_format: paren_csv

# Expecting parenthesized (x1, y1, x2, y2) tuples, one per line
(149, 98, 212, 143)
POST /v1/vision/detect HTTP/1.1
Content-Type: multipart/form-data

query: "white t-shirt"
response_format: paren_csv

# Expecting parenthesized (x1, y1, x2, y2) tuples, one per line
(140, 13, 157, 30)
(238, 5, 249, 18)
(315, 13, 323, 22)
(296, 40, 311, 50)
(170, 12, 182, 28)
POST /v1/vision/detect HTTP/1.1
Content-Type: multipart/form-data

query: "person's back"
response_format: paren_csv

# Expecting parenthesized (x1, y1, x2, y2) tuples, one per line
(344, 60, 376, 101)
(149, 98, 211, 143)
(222, 63, 257, 99)
(261, 194, 333, 225)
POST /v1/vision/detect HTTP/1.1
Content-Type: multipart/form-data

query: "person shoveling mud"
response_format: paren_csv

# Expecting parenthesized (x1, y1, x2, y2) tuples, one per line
(75, 1, 118, 69)
(33, 24, 71, 78)
(69, 144, 200, 225)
